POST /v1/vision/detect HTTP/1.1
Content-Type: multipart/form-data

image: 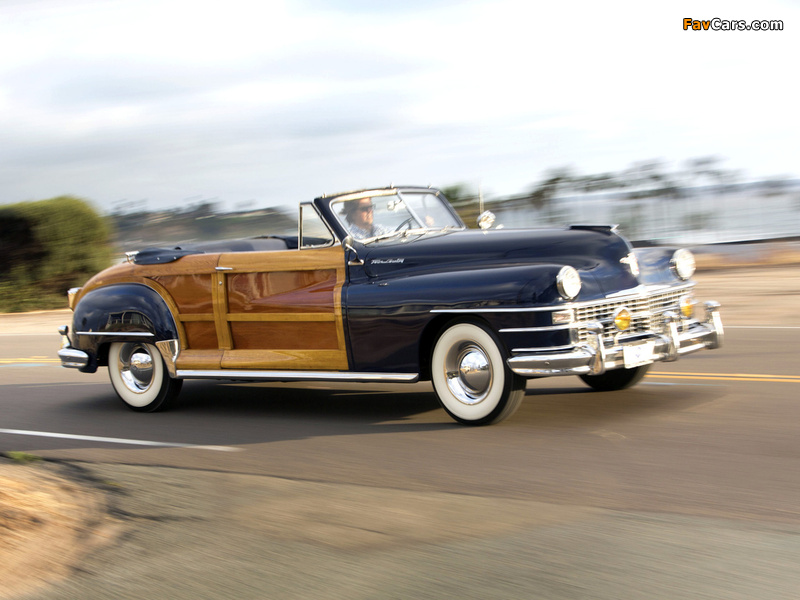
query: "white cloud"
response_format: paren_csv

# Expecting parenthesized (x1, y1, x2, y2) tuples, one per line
(1, 0, 798, 210)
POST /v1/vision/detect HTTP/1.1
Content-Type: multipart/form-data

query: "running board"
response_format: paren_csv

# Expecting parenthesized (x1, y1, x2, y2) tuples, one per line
(176, 370, 419, 383)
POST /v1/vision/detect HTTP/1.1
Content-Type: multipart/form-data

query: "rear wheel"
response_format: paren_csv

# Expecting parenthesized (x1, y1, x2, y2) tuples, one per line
(108, 341, 182, 412)
(431, 322, 526, 425)
(579, 364, 651, 391)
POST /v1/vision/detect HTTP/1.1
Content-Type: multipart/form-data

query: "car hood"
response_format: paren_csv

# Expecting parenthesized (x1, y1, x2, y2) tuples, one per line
(358, 227, 642, 297)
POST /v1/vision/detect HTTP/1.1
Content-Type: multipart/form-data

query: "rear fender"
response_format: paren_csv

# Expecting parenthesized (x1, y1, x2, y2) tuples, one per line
(70, 283, 179, 371)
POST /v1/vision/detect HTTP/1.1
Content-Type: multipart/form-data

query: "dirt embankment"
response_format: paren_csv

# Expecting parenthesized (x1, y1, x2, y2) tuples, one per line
(0, 460, 121, 599)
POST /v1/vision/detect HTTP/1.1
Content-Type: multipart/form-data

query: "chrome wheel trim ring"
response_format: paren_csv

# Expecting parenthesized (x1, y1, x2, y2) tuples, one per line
(445, 343, 493, 405)
(119, 344, 155, 394)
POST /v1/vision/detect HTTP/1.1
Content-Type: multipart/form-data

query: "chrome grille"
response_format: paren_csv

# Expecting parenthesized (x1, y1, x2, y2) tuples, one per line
(575, 287, 689, 345)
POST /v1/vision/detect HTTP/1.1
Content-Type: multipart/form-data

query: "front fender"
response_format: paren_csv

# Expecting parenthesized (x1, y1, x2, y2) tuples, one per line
(345, 264, 591, 374)
(634, 247, 688, 286)
(70, 283, 179, 372)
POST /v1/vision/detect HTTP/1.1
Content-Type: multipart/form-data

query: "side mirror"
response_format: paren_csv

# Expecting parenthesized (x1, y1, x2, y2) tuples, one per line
(477, 210, 496, 230)
(343, 235, 364, 266)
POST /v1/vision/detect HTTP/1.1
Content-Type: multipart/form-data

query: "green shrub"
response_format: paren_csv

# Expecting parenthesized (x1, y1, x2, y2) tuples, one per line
(0, 196, 112, 312)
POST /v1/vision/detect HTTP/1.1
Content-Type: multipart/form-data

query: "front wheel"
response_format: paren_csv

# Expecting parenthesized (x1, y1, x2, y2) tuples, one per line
(431, 322, 526, 425)
(579, 364, 651, 391)
(108, 341, 182, 412)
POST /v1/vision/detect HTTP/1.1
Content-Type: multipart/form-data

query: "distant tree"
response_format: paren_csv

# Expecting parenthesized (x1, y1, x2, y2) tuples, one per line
(0, 196, 112, 311)
(440, 184, 481, 227)
(525, 167, 573, 211)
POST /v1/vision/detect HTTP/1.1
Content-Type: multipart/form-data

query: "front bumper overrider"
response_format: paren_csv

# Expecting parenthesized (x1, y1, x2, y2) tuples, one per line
(57, 326, 90, 370)
(507, 301, 723, 377)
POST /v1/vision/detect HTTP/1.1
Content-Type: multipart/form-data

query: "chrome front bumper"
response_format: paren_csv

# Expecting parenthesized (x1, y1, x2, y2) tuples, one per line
(507, 301, 723, 377)
(58, 325, 90, 369)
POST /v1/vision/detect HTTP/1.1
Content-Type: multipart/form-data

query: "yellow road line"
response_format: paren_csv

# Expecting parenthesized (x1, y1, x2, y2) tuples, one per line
(0, 357, 60, 364)
(654, 371, 800, 380)
(649, 372, 798, 383)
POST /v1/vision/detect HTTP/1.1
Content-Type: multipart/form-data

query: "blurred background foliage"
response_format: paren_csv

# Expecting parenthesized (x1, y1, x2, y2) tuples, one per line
(0, 196, 112, 312)
(1, 156, 797, 312)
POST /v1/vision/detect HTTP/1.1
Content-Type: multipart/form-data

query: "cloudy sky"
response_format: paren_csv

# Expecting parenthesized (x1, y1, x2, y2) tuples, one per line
(1, 0, 797, 213)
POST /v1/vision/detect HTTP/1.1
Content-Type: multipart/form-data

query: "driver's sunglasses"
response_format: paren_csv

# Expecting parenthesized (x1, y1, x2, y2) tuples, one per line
(358, 205, 374, 213)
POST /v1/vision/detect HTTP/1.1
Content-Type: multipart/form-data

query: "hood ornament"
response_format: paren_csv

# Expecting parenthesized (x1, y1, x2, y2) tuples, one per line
(620, 252, 640, 276)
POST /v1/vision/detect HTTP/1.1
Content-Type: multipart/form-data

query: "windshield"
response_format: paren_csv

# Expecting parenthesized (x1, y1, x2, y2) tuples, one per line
(333, 191, 463, 241)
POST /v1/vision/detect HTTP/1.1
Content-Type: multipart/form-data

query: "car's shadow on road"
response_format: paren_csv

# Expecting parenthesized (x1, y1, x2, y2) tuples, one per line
(31, 375, 728, 453)
(515, 379, 726, 428)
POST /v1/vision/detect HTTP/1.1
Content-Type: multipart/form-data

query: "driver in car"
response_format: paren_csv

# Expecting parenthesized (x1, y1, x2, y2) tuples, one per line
(344, 198, 392, 239)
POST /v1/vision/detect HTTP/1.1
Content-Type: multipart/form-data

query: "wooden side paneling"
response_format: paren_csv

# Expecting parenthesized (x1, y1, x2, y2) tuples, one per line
(227, 270, 337, 314)
(212, 271, 233, 350)
(217, 246, 348, 371)
(176, 350, 223, 370)
(182, 322, 218, 350)
(229, 322, 340, 350)
(76, 247, 349, 372)
(152, 273, 214, 314)
(221, 349, 348, 371)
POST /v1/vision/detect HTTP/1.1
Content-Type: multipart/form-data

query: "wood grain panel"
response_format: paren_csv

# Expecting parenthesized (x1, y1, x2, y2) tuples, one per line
(229, 322, 340, 350)
(182, 322, 218, 350)
(212, 271, 233, 350)
(226, 270, 337, 314)
(221, 349, 348, 371)
(218, 245, 344, 272)
(216, 246, 348, 370)
(176, 350, 223, 370)
(227, 313, 335, 322)
(152, 273, 214, 314)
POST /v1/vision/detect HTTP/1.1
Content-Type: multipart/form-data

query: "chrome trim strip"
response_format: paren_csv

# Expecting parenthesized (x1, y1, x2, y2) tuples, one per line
(75, 331, 154, 337)
(175, 370, 420, 383)
(604, 282, 694, 299)
(512, 344, 575, 353)
(500, 325, 572, 333)
(431, 307, 564, 314)
(432, 283, 697, 315)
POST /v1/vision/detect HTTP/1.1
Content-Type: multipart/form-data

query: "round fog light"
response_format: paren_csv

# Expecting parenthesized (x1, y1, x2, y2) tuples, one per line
(614, 307, 632, 331)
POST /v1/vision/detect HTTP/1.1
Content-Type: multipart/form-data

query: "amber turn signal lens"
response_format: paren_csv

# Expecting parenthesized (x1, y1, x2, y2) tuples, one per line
(680, 295, 695, 318)
(613, 307, 632, 331)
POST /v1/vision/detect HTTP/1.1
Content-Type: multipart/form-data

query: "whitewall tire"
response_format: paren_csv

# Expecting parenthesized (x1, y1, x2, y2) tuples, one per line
(431, 322, 526, 425)
(108, 341, 182, 412)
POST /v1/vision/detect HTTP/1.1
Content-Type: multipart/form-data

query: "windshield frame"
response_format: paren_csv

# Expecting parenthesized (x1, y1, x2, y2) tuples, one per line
(329, 188, 466, 244)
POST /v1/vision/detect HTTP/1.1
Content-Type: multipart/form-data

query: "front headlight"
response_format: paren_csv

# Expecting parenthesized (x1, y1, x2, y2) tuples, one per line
(671, 249, 696, 280)
(556, 266, 581, 300)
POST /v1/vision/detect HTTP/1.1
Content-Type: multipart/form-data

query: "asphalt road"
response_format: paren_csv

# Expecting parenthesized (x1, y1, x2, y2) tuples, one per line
(1, 321, 799, 599)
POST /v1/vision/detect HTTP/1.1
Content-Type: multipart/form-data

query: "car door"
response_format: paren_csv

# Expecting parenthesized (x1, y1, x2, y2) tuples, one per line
(213, 244, 349, 372)
(144, 253, 224, 370)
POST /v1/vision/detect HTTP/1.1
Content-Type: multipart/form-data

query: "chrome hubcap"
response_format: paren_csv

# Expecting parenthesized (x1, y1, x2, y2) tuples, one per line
(445, 344, 492, 405)
(119, 344, 154, 393)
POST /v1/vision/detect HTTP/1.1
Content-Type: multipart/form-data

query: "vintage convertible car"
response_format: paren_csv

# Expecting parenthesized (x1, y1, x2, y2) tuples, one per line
(58, 186, 723, 425)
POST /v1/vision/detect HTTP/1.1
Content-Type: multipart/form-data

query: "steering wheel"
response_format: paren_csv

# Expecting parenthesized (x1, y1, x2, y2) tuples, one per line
(394, 217, 415, 232)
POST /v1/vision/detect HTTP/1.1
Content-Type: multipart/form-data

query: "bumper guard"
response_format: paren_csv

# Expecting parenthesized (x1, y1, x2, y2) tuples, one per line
(57, 325, 90, 369)
(507, 301, 723, 377)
